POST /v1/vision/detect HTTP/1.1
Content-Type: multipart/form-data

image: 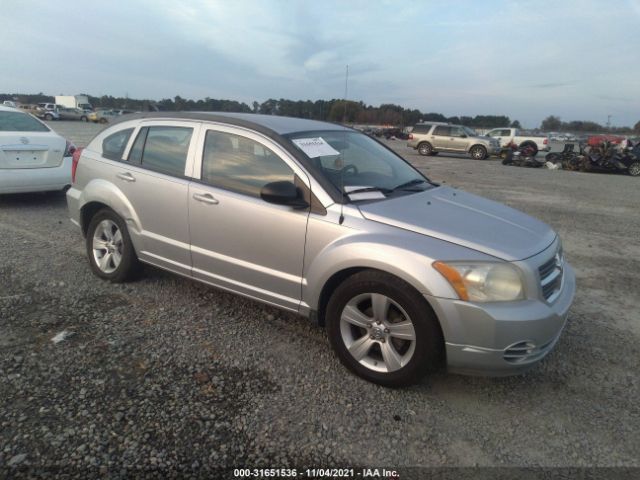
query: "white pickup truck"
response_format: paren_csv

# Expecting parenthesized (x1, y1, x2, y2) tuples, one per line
(484, 128, 550, 154)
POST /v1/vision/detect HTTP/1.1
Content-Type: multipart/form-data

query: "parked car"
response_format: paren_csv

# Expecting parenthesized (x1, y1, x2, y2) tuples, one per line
(407, 123, 500, 159)
(2, 100, 18, 108)
(87, 109, 119, 124)
(0, 105, 75, 194)
(57, 107, 89, 121)
(484, 128, 550, 154)
(67, 113, 575, 387)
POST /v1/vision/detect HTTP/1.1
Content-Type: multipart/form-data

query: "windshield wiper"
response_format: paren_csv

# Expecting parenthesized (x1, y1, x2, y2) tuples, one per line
(391, 178, 428, 191)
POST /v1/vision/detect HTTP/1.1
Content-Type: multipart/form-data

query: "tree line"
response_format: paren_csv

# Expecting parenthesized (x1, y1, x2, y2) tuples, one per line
(2, 92, 638, 133)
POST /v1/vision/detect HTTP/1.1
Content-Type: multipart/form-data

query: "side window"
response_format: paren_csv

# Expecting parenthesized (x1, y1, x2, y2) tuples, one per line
(413, 124, 430, 134)
(433, 126, 451, 136)
(128, 127, 148, 164)
(102, 128, 133, 161)
(201, 130, 294, 197)
(140, 126, 193, 177)
(500, 129, 512, 136)
(451, 127, 465, 137)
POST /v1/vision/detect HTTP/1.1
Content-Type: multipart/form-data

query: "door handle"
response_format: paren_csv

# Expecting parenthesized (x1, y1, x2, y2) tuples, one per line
(116, 172, 135, 182)
(193, 192, 219, 205)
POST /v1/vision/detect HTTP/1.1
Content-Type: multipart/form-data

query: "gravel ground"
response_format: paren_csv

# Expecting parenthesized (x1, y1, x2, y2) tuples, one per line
(1, 122, 639, 477)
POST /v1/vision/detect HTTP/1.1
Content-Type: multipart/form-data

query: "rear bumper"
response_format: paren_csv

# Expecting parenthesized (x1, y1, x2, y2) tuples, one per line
(425, 263, 576, 376)
(0, 156, 72, 194)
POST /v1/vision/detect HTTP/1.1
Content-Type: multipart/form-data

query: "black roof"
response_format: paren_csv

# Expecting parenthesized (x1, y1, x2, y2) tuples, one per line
(114, 111, 349, 136)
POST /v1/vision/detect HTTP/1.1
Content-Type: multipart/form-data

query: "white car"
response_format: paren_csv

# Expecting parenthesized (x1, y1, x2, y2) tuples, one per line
(0, 105, 75, 194)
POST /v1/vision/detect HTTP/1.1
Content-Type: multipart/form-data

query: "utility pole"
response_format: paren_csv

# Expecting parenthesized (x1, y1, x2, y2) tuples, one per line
(607, 115, 612, 130)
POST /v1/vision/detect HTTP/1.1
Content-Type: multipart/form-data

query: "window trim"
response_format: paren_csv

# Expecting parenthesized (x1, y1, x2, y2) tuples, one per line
(192, 124, 317, 202)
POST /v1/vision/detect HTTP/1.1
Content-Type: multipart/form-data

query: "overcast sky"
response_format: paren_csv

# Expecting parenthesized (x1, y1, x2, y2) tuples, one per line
(2, 0, 639, 127)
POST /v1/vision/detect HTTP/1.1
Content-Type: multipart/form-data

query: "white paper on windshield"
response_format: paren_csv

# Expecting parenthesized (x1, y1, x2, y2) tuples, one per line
(344, 186, 386, 201)
(292, 137, 340, 158)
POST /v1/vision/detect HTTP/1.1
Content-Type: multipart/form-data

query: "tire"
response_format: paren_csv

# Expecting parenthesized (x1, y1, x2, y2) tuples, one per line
(86, 209, 141, 283)
(628, 162, 640, 177)
(469, 145, 487, 160)
(326, 270, 444, 387)
(81, 116, 88, 122)
(519, 141, 538, 156)
(417, 142, 433, 156)
(99, 118, 108, 124)
(44, 114, 53, 121)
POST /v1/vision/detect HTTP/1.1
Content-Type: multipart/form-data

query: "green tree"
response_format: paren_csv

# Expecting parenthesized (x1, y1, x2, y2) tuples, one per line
(510, 120, 522, 128)
(634, 121, 640, 134)
(541, 115, 562, 131)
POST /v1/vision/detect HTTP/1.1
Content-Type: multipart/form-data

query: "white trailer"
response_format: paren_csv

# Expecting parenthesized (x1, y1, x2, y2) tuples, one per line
(54, 95, 92, 111)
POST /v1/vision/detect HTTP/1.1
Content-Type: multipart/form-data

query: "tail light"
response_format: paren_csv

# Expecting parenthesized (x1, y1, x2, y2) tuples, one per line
(71, 147, 84, 183)
(64, 140, 77, 157)
(543, 138, 548, 145)
(408, 133, 413, 140)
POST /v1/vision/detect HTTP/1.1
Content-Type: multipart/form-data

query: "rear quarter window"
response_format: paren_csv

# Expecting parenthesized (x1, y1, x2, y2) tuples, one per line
(412, 124, 432, 134)
(102, 128, 134, 161)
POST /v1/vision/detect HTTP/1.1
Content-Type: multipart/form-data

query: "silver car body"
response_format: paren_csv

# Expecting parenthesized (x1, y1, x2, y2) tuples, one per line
(67, 112, 575, 376)
(407, 123, 500, 156)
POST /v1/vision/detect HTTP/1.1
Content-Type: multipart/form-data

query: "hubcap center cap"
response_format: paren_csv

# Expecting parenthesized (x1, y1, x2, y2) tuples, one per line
(372, 326, 385, 340)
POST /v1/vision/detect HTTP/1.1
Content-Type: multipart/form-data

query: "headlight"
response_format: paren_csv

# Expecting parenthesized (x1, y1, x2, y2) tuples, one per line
(433, 261, 524, 302)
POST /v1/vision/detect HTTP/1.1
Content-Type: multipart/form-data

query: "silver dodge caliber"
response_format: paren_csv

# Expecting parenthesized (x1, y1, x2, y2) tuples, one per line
(67, 113, 575, 387)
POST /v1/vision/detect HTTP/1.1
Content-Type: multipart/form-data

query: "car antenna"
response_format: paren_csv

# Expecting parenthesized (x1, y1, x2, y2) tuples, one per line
(339, 64, 349, 225)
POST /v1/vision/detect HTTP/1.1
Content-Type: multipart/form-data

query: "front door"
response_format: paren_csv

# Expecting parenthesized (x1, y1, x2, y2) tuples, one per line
(188, 126, 310, 311)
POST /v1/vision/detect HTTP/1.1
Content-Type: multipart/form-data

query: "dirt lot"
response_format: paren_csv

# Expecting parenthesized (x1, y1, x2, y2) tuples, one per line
(1, 121, 639, 475)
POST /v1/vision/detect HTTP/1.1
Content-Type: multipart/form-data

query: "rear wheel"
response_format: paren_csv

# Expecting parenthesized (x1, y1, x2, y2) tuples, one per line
(417, 142, 433, 156)
(99, 118, 108, 124)
(469, 145, 487, 160)
(86, 209, 141, 282)
(81, 116, 88, 122)
(326, 271, 444, 387)
(44, 113, 53, 121)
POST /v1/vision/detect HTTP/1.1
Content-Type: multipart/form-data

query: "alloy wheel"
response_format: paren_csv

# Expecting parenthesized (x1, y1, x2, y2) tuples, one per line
(92, 219, 123, 274)
(339, 293, 416, 373)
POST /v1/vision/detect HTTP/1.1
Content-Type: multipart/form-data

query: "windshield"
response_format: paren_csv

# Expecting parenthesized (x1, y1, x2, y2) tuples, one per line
(286, 130, 431, 201)
(0, 111, 49, 132)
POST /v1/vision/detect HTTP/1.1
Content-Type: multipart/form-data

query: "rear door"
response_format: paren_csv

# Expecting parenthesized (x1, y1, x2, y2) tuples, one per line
(107, 120, 200, 275)
(449, 126, 470, 151)
(431, 125, 453, 151)
(0, 110, 64, 169)
(187, 125, 310, 311)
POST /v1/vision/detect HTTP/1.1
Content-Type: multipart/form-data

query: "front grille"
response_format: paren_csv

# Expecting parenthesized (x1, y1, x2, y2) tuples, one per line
(503, 339, 554, 364)
(538, 246, 563, 302)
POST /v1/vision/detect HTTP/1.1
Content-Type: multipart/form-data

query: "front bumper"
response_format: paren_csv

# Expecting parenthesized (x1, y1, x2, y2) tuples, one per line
(0, 156, 72, 194)
(425, 262, 576, 376)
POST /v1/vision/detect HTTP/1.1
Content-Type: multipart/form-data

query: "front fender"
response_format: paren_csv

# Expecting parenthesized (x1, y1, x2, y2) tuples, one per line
(302, 229, 493, 312)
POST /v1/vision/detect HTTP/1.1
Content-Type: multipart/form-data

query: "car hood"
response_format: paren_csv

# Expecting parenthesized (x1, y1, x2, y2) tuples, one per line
(358, 186, 556, 261)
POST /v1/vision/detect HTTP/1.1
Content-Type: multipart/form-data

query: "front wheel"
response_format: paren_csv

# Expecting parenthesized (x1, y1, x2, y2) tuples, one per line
(44, 114, 53, 121)
(417, 142, 433, 156)
(326, 271, 444, 387)
(469, 145, 487, 160)
(81, 116, 88, 122)
(99, 118, 108, 124)
(86, 209, 141, 282)
(628, 162, 640, 177)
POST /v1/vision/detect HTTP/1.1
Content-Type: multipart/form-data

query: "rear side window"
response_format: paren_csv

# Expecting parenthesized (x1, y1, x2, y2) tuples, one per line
(102, 128, 133, 161)
(433, 126, 452, 136)
(201, 130, 294, 197)
(0, 111, 49, 132)
(412, 124, 431, 134)
(140, 126, 193, 177)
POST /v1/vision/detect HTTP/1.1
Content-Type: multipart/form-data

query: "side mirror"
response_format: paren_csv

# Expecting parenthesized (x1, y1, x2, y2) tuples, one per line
(260, 181, 309, 209)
